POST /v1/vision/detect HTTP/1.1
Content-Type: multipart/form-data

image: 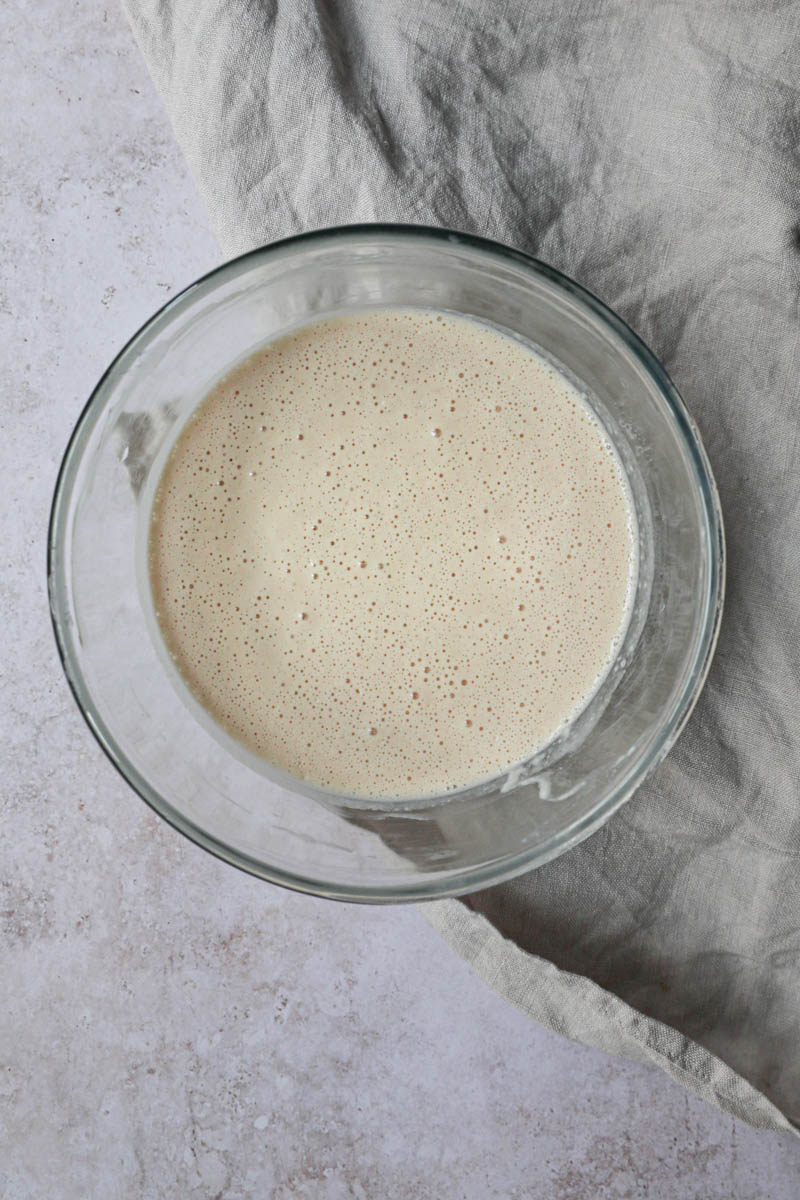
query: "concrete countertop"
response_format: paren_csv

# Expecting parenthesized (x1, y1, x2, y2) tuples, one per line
(2, 2, 798, 1195)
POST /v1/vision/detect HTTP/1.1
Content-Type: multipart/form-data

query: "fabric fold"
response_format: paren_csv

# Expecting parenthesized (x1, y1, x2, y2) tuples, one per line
(423, 901, 796, 1134)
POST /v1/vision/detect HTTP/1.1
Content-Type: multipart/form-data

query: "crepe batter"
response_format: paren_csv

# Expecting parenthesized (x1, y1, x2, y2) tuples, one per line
(149, 310, 635, 797)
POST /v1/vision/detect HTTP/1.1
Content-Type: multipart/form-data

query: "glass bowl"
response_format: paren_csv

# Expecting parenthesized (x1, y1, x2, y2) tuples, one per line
(48, 225, 724, 902)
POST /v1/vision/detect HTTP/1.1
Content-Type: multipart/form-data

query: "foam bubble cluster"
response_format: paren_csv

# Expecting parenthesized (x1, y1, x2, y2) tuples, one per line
(149, 309, 635, 798)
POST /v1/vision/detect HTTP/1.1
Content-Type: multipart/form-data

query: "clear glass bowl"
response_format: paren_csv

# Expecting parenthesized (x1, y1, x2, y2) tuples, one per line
(48, 226, 724, 902)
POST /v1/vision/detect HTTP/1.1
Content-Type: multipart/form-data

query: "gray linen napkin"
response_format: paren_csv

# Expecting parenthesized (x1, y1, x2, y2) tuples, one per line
(124, 0, 800, 1132)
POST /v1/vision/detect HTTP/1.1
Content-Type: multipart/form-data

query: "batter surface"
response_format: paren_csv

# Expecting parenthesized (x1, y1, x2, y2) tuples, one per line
(149, 310, 635, 797)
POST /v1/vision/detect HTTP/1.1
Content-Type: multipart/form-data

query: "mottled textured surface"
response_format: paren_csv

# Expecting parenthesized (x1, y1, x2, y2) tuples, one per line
(2, 1, 800, 1195)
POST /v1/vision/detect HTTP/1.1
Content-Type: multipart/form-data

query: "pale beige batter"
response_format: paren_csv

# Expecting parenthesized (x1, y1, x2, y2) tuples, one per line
(149, 310, 635, 797)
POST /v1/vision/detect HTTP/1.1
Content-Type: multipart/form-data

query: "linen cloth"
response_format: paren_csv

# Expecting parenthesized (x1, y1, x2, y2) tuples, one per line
(124, 0, 800, 1132)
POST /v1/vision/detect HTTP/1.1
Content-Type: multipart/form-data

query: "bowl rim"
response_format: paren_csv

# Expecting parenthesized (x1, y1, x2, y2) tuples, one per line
(48, 223, 725, 903)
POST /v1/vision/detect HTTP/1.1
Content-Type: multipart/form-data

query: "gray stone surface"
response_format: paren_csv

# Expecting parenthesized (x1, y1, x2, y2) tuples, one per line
(1, 2, 799, 1196)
